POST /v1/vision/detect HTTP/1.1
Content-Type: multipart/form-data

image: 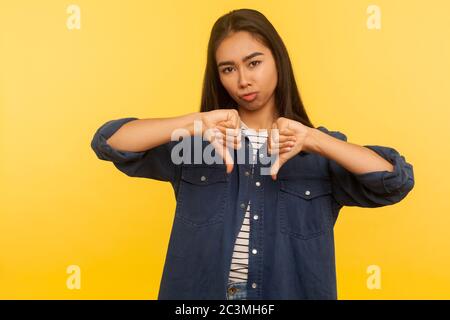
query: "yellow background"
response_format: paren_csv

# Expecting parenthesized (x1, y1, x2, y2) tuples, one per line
(1, 0, 449, 299)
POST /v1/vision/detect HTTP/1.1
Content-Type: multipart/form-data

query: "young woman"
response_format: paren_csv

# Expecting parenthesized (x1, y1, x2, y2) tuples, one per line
(91, 9, 414, 300)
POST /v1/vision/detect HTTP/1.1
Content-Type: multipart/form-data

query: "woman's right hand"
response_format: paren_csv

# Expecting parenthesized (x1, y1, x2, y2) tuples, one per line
(200, 109, 242, 173)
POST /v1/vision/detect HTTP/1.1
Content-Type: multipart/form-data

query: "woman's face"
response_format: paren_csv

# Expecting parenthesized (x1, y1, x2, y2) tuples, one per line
(215, 31, 278, 112)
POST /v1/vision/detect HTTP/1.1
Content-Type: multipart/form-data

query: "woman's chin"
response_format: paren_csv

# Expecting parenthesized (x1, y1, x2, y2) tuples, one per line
(239, 102, 260, 111)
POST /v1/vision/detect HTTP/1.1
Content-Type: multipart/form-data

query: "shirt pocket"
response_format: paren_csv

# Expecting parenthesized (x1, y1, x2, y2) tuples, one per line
(175, 165, 230, 227)
(278, 178, 333, 240)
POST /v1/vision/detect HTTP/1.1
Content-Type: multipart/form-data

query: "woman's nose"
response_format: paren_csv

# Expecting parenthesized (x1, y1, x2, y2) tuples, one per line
(238, 69, 251, 88)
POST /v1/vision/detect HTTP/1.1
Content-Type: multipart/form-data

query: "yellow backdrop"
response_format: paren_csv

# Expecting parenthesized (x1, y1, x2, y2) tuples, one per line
(1, 0, 449, 299)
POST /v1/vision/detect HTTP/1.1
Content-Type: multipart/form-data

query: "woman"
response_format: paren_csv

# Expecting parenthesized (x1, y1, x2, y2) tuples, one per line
(91, 9, 414, 300)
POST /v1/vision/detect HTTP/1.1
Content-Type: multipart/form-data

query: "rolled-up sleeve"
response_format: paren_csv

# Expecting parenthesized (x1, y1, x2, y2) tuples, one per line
(90, 117, 180, 183)
(317, 126, 415, 208)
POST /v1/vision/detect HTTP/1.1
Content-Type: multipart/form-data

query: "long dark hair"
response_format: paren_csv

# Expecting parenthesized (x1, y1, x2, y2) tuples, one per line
(199, 8, 314, 128)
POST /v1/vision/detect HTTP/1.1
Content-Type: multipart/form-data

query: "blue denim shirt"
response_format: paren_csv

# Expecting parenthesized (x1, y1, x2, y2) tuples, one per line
(91, 117, 415, 300)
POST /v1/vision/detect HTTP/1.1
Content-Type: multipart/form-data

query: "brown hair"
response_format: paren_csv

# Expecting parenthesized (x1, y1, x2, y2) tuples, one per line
(199, 8, 314, 128)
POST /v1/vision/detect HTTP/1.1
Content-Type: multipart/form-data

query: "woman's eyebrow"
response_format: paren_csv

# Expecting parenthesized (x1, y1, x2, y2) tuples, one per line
(217, 52, 264, 68)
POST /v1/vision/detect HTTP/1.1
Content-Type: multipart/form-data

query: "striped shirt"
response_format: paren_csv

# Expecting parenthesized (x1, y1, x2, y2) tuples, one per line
(227, 121, 268, 284)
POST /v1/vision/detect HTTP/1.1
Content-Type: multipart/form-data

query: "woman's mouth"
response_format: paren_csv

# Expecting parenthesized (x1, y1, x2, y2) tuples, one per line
(241, 92, 258, 102)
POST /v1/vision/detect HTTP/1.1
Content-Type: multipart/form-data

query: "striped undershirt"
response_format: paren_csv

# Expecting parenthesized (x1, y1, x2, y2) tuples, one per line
(227, 121, 268, 284)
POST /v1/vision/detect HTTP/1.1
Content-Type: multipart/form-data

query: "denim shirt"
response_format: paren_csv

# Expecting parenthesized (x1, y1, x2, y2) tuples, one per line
(91, 117, 415, 300)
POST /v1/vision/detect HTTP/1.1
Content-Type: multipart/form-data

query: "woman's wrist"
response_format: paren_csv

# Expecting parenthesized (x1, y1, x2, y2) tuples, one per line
(303, 127, 322, 154)
(183, 112, 205, 136)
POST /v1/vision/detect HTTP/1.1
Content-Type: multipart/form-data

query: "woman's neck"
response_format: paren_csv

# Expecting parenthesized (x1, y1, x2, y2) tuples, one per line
(238, 100, 278, 131)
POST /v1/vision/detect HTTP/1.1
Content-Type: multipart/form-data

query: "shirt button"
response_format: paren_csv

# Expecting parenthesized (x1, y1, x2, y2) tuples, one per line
(245, 171, 250, 176)
(255, 181, 261, 187)
(253, 215, 259, 220)
(305, 190, 311, 196)
(259, 153, 264, 158)
(200, 175, 206, 182)
(252, 283, 257, 289)
(240, 203, 246, 209)
(252, 249, 258, 255)
(228, 287, 237, 295)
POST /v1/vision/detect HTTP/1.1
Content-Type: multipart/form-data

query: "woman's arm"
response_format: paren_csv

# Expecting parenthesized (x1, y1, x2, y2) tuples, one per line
(309, 126, 414, 207)
(268, 118, 414, 207)
(91, 109, 242, 180)
(304, 128, 395, 175)
(106, 112, 203, 152)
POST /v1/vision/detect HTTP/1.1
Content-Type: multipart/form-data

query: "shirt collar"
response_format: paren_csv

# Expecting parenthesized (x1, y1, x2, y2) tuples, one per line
(240, 120, 268, 136)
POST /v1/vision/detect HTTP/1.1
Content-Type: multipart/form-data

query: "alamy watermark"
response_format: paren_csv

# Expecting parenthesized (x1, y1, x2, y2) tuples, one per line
(169, 120, 280, 175)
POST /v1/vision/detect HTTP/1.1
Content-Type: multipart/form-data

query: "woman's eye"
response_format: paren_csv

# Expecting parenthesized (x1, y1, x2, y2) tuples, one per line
(222, 67, 233, 74)
(221, 61, 261, 74)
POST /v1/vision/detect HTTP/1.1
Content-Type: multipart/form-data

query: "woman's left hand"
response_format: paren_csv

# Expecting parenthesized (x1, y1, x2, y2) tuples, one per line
(268, 117, 310, 180)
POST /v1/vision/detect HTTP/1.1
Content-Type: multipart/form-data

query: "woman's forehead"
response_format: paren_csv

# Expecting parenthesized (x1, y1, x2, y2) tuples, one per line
(216, 31, 268, 61)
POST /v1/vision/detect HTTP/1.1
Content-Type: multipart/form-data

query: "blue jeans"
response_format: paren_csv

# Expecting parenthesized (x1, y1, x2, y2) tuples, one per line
(226, 281, 247, 300)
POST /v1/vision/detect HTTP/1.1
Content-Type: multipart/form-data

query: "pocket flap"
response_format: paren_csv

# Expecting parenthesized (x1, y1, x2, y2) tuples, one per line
(181, 166, 229, 185)
(280, 179, 332, 199)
